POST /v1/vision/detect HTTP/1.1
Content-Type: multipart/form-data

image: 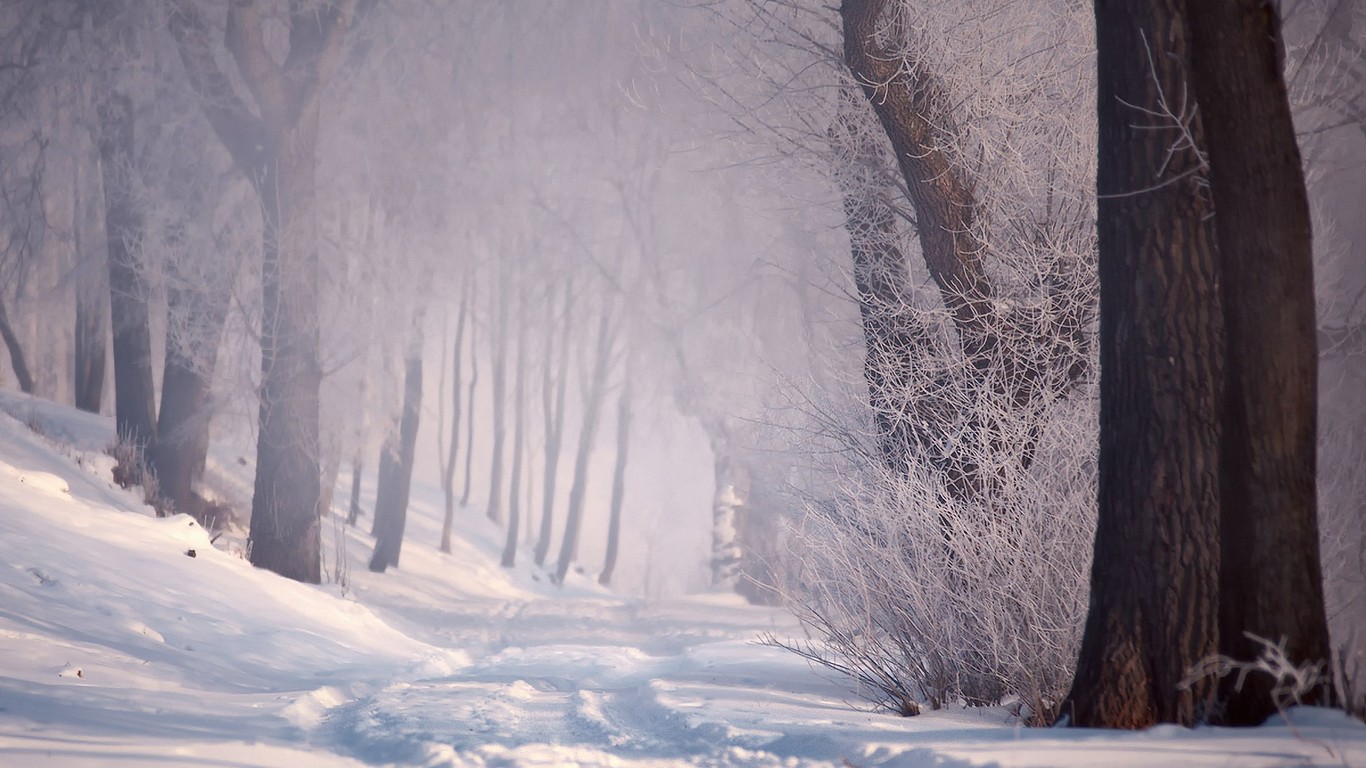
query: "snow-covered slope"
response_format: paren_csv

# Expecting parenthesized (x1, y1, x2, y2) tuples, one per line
(1, 392, 1363, 767)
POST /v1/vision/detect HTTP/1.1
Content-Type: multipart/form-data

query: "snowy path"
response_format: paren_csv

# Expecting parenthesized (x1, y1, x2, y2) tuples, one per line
(2, 392, 1365, 767)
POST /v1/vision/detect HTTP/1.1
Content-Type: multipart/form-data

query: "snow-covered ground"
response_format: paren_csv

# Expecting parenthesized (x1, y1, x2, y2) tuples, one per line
(1, 391, 1363, 767)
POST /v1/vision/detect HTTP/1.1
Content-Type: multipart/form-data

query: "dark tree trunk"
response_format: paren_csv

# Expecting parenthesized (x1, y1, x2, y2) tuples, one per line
(1062, 0, 1222, 729)
(1184, 0, 1334, 724)
(598, 377, 631, 587)
(151, 264, 233, 519)
(152, 332, 212, 516)
(554, 305, 615, 585)
(501, 296, 528, 568)
(370, 317, 425, 573)
(98, 90, 157, 468)
(440, 276, 470, 554)
(535, 281, 573, 567)
(0, 295, 35, 395)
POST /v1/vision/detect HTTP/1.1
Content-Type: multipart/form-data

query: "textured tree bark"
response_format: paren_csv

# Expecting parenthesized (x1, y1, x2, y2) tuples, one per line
(1184, 0, 1334, 724)
(598, 375, 632, 587)
(840, 0, 996, 375)
(1063, 0, 1222, 729)
(370, 315, 425, 573)
(97, 90, 157, 470)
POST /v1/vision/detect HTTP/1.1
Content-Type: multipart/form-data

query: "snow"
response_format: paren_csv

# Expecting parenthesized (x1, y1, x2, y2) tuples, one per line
(1, 391, 1364, 767)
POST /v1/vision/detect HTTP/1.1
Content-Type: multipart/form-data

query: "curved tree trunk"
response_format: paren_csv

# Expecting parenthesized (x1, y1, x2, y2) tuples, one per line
(0, 295, 35, 395)
(1062, 0, 1222, 729)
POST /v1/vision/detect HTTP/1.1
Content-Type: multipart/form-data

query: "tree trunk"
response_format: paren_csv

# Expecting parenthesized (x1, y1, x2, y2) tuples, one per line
(0, 295, 35, 395)
(554, 305, 615, 585)
(171, 0, 359, 585)
(1184, 0, 1334, 723)
(486, 266, 510, 523)
(370, 312, 425, 573)
(840, 0, 996, 378)
(441, 276, 470, 554)
(501, 294, 528, 568)
(460, 312, 479, 508)
(248, 145, 323, 583)
(346, 451, 364, 526)
(73, 180, 107, 414)
(535, 281, 574, 567)
(1062, 0, 1222, 729)
(708, 425, 745, 589)
(598, 376, 631, 587)
(827, 89, 923, 475)
(98, 90, 157, 469)
(151, 252, 233, 519)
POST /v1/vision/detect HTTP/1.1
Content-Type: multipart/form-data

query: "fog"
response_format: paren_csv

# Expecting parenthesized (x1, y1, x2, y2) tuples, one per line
(0, 0, 1361, 659)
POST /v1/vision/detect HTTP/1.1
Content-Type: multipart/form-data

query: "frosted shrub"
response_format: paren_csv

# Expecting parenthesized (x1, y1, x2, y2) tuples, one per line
(776, 393, 1095, 723)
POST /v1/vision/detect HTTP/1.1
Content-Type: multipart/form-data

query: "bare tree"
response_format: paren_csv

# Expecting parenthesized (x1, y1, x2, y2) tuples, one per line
(171, 0, 364, 583)
(369, 299, 426, 572)
(440, 274, 471, 553)
(534, 278, 574, 567)
(598, 367, 632, 586)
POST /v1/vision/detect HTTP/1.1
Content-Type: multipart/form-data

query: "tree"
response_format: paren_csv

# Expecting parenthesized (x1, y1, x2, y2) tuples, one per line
(533, 278, 574, 567)
(439, 275, 471, 553)
(171, 0, 363, 583)
(1185, 0, 1333, 725)
(369, 302, 425, 572)
(501, 278, 530, 568)
(95, 54, 157, 476)
(554, 301, 618, 585)
(598, 370, 632, 586)
(1065, 0, 1339, 728)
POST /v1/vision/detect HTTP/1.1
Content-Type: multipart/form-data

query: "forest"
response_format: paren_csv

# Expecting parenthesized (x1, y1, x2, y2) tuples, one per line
(0, 0, 1363, 764)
